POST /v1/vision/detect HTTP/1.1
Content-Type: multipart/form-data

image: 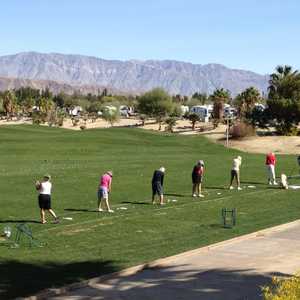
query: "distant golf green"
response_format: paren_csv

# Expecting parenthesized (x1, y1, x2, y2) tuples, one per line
(0, 125, 299, 299)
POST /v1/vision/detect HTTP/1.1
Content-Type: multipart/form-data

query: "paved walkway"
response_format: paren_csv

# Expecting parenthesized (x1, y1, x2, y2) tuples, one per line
(48, 221, 300, 300)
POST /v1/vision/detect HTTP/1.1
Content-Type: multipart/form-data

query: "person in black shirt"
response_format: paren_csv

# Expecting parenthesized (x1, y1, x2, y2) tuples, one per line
(152, 167, 165, 205)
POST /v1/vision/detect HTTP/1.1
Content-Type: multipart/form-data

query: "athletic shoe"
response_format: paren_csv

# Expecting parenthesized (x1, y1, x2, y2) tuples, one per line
(198, 194, 204, 198)
(237, 187, 242, 190)
(268, 181, 273, 185)
(192, 194, 197, 197)
(108, 209, 114, 213)
(98, 208, 104, 212)
(229, 186, 234, 190)
(273, 182, 278, 185)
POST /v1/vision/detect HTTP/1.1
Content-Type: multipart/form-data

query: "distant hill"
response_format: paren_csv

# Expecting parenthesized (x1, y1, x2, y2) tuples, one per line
(0, 76, 120, 95)
(0, 52, 269, 96)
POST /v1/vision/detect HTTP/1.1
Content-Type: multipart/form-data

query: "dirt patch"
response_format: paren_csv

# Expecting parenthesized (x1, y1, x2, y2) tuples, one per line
(202, 124, 300, 154)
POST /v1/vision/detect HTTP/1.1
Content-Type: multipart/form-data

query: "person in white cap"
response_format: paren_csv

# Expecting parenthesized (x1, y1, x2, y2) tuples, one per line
(35, 175, 59, 224)
(192, 160, 205, 197)
(229, 156, 242, 190)
(152, 167, 165, 205)
(98, 171, 114, 212)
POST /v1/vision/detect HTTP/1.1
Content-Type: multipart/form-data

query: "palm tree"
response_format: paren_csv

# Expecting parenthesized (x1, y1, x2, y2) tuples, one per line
(235, 87, 261, 118)
(36, 97, 55, 123)
(2, 90, 17, 120)
(210, 88, 230, 126)
(268, 65, 300, 99)
(267, 65, 300, 135)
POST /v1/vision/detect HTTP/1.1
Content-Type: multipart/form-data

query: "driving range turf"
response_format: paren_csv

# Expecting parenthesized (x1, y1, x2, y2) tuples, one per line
(0, 125, 300, 298)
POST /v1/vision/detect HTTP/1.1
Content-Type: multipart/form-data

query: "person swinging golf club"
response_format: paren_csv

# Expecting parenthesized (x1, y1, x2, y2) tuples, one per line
(192, 160, 205, 197)
(98, 171, 114, 213)
(152, 167, 165, 205)
(229, 156, 242, 190)
(35, 175, 59, 224)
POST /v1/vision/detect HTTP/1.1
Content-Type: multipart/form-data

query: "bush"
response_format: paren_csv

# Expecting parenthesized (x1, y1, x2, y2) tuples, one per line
(262, 274, 300, 299)
(230, 122, 255, 139)
(72, 117, 80, 127)
(102, 107, 120, 127)
(165, 117, 177, 133)
(139, 114, 147, 126)
(188, 113, 200, 130)
(32, 111, 46, 124)
(275, 122, 298, 136)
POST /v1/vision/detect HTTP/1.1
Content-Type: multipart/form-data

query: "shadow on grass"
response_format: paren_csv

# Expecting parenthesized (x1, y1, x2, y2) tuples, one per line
(0, 219, 40, 224)
(64, 208, 98, 213)
(34, 264, 290, 300)
(121, 201, 150, 205)
(205, 186, 229, 190)
(207, 223, 223, 229)
(0, 259, 118, 299)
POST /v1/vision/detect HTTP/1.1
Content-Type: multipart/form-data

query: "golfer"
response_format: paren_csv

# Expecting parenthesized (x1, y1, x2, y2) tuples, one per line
(229, 156, 242, 190)
(98, 171, 114, 213)
(35, 175, 59, 224)
(192, 160, 205, 197)
(266, 152, 277, 185)
(152, 167, 165, 205)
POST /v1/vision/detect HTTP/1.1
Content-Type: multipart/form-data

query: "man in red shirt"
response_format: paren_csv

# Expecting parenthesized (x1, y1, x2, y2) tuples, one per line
(266, 152, 277, 185)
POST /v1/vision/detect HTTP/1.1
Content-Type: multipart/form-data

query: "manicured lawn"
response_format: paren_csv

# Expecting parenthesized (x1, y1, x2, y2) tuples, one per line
(0, 125, 299, 299)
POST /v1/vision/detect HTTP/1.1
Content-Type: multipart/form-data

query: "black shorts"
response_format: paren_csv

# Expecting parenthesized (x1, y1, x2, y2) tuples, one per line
(38, 194, 51, 209)
(152, 182, 163, 196)
(192, 175, 203, 184)
(231, 170, 239, 179)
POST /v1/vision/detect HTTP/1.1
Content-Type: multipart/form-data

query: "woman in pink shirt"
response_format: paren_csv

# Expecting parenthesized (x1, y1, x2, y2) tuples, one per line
(97, 171, 114, 212)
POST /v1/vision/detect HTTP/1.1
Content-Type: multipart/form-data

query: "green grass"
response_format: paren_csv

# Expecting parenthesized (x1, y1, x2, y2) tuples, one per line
(0, 125, 299, 298)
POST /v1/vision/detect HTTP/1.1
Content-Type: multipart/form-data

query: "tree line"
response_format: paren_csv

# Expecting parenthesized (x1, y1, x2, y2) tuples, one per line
(0, 65, 300, 135)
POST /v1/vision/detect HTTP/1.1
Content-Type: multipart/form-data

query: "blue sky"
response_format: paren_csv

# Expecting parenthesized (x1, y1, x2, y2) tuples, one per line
(0, 0, 299, 74)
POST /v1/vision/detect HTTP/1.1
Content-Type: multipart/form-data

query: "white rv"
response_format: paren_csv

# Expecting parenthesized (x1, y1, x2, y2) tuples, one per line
(69, 106, 83, 117)
(224, 105, 237, 118)
(190, 105, 213, 122)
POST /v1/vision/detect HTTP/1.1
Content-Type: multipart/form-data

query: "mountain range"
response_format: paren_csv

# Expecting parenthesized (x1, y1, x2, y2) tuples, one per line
(0, 52, 269, 96)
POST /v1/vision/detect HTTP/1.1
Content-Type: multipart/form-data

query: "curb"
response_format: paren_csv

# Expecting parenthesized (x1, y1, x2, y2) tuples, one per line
(22, 218, 300, 300)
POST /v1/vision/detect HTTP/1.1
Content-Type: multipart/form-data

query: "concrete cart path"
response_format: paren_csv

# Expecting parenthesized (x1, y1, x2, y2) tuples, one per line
(48, 221, 300, 300)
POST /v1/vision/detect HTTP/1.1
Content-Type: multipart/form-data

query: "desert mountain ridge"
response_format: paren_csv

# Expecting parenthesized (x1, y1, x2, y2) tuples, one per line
(0, 52, 269, 96)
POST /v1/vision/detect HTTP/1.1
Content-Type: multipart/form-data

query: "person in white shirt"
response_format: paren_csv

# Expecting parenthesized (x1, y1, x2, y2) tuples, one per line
(35, 175, 59, 224)
(229, 156, 242, 190)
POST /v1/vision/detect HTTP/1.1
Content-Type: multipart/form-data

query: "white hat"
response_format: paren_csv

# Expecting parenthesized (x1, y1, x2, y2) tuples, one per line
(159, 167, 165, 173)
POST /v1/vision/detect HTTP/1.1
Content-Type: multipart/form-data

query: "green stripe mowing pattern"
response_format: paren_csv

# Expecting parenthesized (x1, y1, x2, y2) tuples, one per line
(0, 125, 299, 298)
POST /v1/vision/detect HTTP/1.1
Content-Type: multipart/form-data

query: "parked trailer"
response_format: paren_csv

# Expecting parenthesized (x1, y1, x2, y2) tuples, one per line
(190, 105, 212, 122)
